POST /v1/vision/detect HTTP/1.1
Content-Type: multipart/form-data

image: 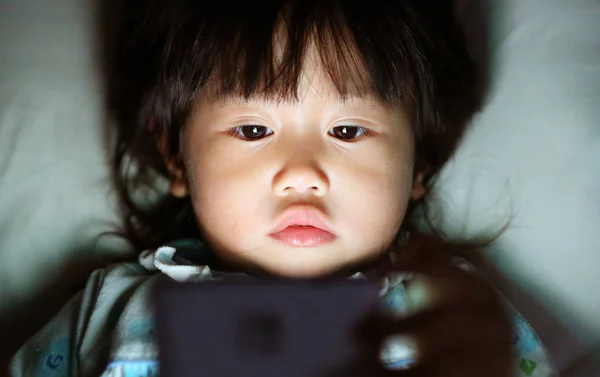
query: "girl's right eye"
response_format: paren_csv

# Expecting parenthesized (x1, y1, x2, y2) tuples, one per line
(229, 125, 274, 141)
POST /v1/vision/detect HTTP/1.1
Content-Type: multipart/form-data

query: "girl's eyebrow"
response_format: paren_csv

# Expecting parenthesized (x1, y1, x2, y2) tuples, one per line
(212, 94, 276, 108)
(211, 92, 385, 108)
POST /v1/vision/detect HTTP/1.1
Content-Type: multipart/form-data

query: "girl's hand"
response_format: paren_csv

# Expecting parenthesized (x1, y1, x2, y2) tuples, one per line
(354, 235, 513, 377)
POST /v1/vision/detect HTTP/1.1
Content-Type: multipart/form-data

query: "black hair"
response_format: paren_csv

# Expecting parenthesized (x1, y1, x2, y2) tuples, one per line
(103, 0, 482, 251)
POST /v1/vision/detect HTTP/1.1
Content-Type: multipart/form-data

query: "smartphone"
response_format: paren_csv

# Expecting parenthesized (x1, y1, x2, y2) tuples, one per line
(155, 278, 380, 377)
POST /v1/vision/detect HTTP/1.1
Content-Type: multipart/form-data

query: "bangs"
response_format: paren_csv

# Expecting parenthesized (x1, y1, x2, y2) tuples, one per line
(149, 1, 429, 108)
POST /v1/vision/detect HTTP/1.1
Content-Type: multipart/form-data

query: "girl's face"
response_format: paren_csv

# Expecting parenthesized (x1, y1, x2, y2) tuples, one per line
(170, 63, 424, 278)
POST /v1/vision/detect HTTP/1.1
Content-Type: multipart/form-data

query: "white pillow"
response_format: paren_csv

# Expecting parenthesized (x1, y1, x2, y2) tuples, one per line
(0, 0, 598, 374)
(436, 0, 600, 373)
(0, 0, 128, 332)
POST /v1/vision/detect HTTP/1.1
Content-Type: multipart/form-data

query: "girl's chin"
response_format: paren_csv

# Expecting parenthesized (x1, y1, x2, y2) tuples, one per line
(250, 257, 381, 280)
(212, 243, 385, 279)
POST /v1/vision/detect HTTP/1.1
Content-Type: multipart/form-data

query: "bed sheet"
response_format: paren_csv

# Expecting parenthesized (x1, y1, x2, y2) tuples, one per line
(0, 0, 598, 374)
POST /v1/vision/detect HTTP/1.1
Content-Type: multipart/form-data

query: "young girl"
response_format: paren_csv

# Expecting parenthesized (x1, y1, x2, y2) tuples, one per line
(10, 1, 556, 376)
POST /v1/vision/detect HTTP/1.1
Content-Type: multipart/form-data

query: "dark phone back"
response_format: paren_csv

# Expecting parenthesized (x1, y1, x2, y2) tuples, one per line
(155, 279, 379, 377)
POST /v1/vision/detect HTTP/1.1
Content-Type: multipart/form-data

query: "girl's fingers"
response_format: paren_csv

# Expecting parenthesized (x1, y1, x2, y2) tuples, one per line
(348, 234, 513, 377)
(357, 300, 509, 344)
(353, 304, 512, 376)
(404, 272, 500, 312)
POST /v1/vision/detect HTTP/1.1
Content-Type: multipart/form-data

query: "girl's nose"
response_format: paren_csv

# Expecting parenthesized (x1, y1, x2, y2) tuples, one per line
(272, 163, 329, 197)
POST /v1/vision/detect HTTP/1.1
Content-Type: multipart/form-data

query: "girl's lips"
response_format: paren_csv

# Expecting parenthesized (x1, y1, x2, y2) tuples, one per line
(269, 205, 337, 247)
(269, 226, 336, 247)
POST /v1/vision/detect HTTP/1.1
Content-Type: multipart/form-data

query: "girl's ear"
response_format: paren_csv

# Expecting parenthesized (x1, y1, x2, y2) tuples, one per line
(167, 158, 189, 198)
(410, 171, 427, 201)
(150, 118, 189, 198)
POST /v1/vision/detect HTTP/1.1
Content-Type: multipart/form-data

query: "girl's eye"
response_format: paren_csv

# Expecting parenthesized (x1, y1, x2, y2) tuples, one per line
(328, 126, 372, 141)
(231, 125, 274, 141)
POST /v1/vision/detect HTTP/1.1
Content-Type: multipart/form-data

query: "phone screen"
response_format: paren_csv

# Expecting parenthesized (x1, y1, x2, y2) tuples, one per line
(155, 279, 379, 377)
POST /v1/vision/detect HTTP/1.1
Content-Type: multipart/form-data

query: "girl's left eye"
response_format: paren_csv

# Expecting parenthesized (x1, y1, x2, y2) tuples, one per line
(230, 125, 274, 141)
(328, 126, 372, 141)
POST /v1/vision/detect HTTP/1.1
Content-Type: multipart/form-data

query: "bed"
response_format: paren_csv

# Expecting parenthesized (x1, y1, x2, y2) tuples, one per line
(0, 0, 598, 374)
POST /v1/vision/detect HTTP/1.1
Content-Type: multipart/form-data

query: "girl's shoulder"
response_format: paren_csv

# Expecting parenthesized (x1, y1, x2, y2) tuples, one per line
(9, 256, 161, 377)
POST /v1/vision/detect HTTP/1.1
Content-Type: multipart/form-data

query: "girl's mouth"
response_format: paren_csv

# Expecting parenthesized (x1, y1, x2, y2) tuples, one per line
(269, 225, 336, 247)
